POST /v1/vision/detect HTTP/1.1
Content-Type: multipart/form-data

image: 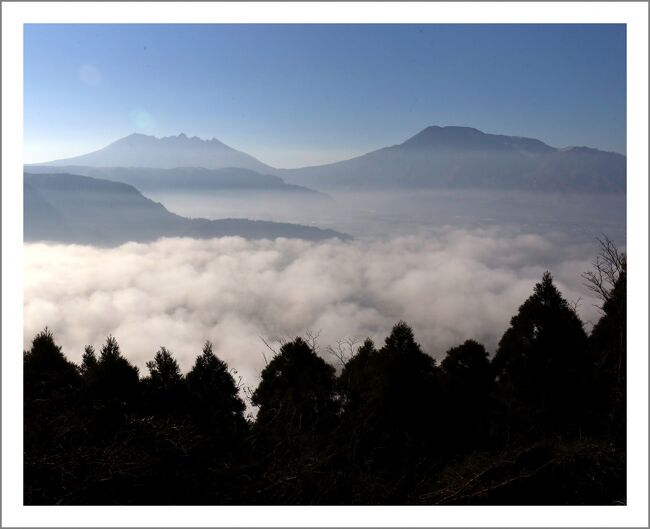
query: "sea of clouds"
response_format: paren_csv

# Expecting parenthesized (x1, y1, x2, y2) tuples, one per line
(24, 227, 605, 392)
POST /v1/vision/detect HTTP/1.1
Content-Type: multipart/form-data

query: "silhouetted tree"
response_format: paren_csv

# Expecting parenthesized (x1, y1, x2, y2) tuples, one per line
(252, 337, 338, 439)
(441, 339, 493, 389)
(186, 341, 247, 437)
(143, 347, 186, 416)
(80, 345, 98, 375)
(439, 339, 495, 450)
(24, 328, 80, 403)
(588, 246, 626, 446)
(337, 338, 379, 418)
(146, 347, 182, 386)
(22, 250, 627, 507)
(84, 336, 141, 427)
(24, 329, 81, 504)
(493, 272, 591, 435)
(582, 236, 626, 306)
(376, 321, 438, 438)
(337, 322, 439, 480)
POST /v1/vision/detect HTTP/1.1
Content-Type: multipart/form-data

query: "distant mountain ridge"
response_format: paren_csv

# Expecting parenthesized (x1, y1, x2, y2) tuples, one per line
(279, 126, 626, 192)
(24, 172, 348, 245)
(29, 126, 626, 193)
(400, 126, 556, 153)
(35, 133, 274, 173)
(24, 165, 324, 195)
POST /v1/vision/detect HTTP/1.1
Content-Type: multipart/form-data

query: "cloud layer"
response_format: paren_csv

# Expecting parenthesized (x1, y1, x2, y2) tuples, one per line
(24, 228, 603, 391)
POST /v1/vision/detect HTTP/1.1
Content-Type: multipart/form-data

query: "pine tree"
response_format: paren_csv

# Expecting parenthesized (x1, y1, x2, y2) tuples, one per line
(23, 329, 81, 504)
(186, 341, 246, 435)
(24, 328, 80, 402)
(440, 339, 494, 450)
(337, 322, 439, 470)
(493, 272, 591, 433)
(89, 335, 141, 416)
(146, 347, 182, 389)
(144, 347, 185, 416)
(252, 337, 338, 437)
(81, 345, 98, 375)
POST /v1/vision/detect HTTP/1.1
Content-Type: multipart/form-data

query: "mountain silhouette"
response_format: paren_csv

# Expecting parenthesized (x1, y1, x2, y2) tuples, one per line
(23, 165, 324, 195)
(279, 126, 626, 192)
(400, 126, 555, 152)
(35, 133, 273, 173)
(29, 127, 626, 193)
(24, 172, 348, 245)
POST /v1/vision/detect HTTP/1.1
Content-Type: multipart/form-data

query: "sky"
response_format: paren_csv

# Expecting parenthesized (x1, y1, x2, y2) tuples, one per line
(24, 24, 626, 168)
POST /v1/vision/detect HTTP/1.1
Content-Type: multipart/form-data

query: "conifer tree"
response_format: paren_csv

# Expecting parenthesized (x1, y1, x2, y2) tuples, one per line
(24, 328, 80, 402)
(90, 335, 141, 416)
(81, 345, 98, 375)
(144, 347, 185, 416)
(252, 337, 338, 437)
(186, 341, 247, 435)
(493, 272, 591, 433)
(337, 323, 439, 469)
(440, 339, 494, 450)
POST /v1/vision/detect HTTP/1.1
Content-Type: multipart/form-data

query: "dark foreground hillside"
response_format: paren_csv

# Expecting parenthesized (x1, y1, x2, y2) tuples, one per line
(24, 243, 626, 505)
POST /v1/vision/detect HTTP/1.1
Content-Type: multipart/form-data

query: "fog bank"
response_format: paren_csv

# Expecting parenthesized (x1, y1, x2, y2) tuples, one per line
(24, 228, 604, 391)
(145, 189, 626, 243)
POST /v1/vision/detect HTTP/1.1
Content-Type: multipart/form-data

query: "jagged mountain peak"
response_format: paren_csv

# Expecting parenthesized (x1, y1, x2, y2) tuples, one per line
(38, 132, 273, 172)
(114, 132, 228, 148)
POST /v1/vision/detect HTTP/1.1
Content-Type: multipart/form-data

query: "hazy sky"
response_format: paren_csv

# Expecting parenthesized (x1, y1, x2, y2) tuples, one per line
(24, 24, 626, 167)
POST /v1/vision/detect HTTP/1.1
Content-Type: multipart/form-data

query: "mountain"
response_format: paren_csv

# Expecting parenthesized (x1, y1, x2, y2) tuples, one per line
(23, 165, 324, 195)
(34, 133, 274, 173)
(24, 173, 348, 245)
(30, 127, 626, 193)
(400, 125, 555, 153)
(279, 126, 626, 193)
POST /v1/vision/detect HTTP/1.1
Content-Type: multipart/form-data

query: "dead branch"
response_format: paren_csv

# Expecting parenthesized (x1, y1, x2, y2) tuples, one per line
(304, 329, 322, 354)
(581, 235, 626, 307)
(258, 335, 280, 365)
(326, 338, 359, 368)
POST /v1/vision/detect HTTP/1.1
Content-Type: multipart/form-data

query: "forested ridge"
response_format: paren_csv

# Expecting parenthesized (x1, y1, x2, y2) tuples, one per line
(24, 241, 626, 505)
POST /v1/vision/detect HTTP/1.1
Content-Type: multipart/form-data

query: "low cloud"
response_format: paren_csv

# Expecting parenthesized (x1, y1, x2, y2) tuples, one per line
(24, 228, 604, 391)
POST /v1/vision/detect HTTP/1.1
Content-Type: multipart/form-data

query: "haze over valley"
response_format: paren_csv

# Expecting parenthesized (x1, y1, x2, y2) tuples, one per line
(24, 124, 626, 381)
(24, 172, 343, 245)
(18, 22, 636, 509)
(25, 125, 625, 243)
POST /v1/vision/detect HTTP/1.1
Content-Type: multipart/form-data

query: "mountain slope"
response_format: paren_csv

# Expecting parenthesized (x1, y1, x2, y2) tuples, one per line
(30, 127, 626, 193)
(35, 133, 274, 173)
(24, 182, 69, 240)
(23, 173, 348, 245)
(23, 165, 323, 195)
(279, 126, 626, 193)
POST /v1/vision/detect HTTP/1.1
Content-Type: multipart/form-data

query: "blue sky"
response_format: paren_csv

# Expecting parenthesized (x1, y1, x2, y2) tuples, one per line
(24, 24, 626, 168)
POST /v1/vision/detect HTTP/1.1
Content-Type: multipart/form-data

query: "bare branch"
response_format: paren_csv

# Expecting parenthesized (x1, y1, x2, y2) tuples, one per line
(581, 235, 626, 308)
(326, 338, 359, 368)
(229, 369, 244, 390)
(568, 296, 582, 314)
(258, 335, 279, 365)
(304, 329, 322, 354)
